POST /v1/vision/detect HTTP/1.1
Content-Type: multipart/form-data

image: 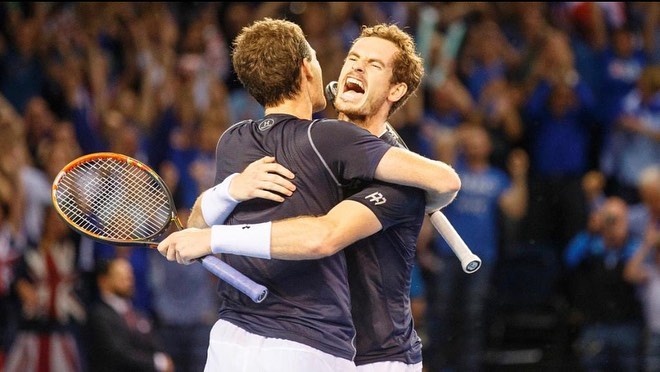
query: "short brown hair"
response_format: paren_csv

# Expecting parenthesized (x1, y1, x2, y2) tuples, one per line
(356, 24, 424, 116)
(232, 18, 311, 107)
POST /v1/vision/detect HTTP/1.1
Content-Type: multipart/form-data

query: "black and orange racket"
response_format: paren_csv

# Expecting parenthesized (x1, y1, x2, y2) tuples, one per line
(52, 152, 268, 303)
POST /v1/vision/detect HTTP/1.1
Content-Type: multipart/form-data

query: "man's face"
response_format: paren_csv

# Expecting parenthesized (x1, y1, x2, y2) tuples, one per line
(108, 259, 135, 299)
(334, 37, 397, 118)
(307, 44, 327, 113)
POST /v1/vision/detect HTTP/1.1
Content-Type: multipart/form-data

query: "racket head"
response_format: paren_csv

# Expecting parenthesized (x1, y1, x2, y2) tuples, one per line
(52, 152, 179, 246)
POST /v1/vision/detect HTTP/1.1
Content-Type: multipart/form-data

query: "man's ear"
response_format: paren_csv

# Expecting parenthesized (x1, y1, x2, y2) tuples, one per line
(388, 82, 408, 103)
(301, 58, 313, 81)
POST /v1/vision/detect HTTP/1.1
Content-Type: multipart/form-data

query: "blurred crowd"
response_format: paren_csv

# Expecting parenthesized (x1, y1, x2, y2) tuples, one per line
(0, 2, 658, 371)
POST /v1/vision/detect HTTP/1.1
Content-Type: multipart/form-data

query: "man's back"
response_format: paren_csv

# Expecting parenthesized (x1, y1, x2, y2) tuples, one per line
(213, 113, 392, 360)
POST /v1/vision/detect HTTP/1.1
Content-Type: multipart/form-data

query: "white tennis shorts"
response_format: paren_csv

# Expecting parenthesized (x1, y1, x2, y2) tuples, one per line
(357, 361, 423, 372)
(204, 319, 357, 372)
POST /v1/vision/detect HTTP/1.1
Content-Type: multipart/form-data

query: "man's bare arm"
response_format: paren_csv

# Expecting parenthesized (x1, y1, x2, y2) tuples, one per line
(159, 200, 381, 263)
(375, 147, 461, 212)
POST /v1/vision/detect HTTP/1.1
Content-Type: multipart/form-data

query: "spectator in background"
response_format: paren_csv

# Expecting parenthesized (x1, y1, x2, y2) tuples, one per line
(423, 124, 529, 371)
(603, 65, 660, 205)
(476, 77, 524, 171)
(0, 109, 27, 369)
(148, 202, 218, 372)
(596, 25, 650, 147)
(5, 206, 86, 372)
(564, 196, 643, 371)
(522, 29, 597, 258)
(580, 165, 659, 244)
(623, 217, 660, 372)
(0, 3, 49, 115)
(149, 249, 217, 372)
(88, 256, 174, 372)
(629, 165, 660, 243)
(417, 73, 478, 167)
(457, 12, 520, 104)
(0, 195, 21, 369)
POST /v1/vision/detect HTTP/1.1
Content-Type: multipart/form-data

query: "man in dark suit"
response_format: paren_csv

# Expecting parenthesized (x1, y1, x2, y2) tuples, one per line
(87, 256, 174, 372)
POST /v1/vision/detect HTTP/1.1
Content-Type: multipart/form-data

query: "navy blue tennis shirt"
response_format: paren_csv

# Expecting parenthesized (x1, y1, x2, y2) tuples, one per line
(212, 113, 392, 360)
(344, 129, 425, 365)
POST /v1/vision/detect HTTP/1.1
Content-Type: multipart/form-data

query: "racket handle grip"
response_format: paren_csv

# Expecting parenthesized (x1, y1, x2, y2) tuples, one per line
(429, 210, 481, 273)
(199, 255, 269, 303)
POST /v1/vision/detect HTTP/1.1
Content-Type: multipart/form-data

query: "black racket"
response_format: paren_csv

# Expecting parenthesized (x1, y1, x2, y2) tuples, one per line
(52, 152, 268, 302)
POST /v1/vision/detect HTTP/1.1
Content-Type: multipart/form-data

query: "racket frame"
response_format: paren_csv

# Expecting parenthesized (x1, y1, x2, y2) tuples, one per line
(52, 152, 182, 246)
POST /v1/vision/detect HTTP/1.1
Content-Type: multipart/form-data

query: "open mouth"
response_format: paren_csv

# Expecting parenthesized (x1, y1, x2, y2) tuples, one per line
(341, 77, 365, 101)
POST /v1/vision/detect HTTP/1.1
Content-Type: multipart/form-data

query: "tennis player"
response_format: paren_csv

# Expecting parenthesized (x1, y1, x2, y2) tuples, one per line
(161, 24, 431, 372)
(160, 18, 459, 372)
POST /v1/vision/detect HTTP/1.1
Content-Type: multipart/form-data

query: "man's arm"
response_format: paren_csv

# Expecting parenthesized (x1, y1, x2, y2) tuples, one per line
(187, 156, 296, 228)
(499, 148, 529, 219)
(190, 141, 461, 228)
(159, 200, 381, 264)
(374, 146, 461, 213)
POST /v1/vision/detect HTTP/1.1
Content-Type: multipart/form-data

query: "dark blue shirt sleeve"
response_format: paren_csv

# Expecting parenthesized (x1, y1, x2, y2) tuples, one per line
(309, 119, 391, 185)
(347, 181, 424, 230)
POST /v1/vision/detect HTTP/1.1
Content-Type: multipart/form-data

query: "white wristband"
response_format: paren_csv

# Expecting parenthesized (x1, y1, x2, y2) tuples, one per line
(202, 173, 240, 226)
(153, 352, 169, 372)
(211, 222, 272, 259)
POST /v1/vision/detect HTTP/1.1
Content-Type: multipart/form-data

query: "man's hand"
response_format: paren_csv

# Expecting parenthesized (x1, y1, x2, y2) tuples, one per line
(188, 156, 296, 228)
(229, 156, 296, 202)
(157, 228, 213, 264)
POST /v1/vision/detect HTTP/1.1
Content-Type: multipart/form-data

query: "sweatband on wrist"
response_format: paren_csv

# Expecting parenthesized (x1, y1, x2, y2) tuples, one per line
(202, 173, 240, 226)
(211, 222, 272, 259)
(153, 352, 169, 372)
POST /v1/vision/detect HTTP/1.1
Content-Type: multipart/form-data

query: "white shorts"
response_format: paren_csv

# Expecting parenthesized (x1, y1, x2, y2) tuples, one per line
(357, 361, 423, 372)
(204, 319, 357, 372)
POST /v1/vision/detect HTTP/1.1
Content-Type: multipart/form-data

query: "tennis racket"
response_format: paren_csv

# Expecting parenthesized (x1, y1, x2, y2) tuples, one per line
(326, 81, 481, 273)
(384, 121, 481, 273)
(51, 152, 269, 303)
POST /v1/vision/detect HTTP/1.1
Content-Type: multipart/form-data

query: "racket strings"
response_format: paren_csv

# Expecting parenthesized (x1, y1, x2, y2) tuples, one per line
(55, 158, 172, 241)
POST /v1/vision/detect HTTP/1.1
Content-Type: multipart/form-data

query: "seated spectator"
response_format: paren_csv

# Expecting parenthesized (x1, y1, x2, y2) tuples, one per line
(87, 256, 173, 372)
(564, 196, 644, 371)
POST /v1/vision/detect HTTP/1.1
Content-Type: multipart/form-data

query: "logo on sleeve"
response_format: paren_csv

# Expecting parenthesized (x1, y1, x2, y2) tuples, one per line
(365, 191, 386, 205)
(258, 119, 275, 131)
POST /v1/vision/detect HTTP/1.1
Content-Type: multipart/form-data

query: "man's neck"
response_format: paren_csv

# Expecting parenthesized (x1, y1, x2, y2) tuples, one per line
(338, 112, 387, 137)
(101, 291, 131, 314)
(264, 97, 313, 120)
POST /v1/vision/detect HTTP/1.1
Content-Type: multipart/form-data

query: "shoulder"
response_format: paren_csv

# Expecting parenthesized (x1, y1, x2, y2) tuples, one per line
(88, 302, 119, 326)
(218, 119, 253, 142)
(308, 118, 377, 147)
(311, 118, 370, 133)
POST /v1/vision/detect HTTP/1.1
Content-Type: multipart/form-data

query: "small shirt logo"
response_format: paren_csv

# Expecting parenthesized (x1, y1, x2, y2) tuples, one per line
(258, 119, 275, 131)
(365, 191, 386, 206)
